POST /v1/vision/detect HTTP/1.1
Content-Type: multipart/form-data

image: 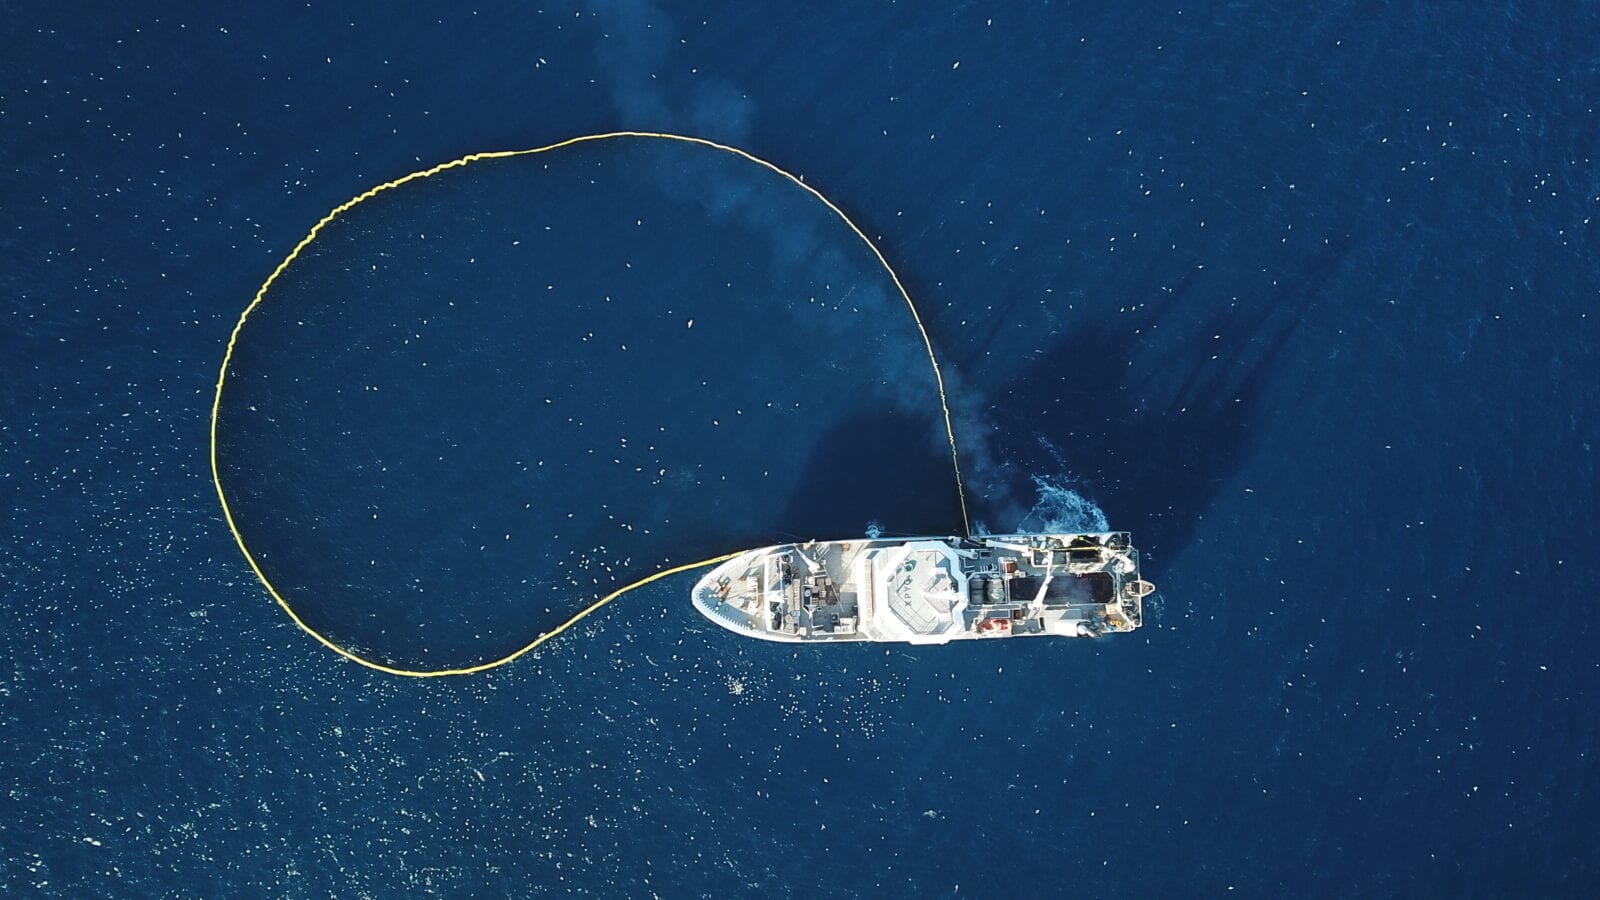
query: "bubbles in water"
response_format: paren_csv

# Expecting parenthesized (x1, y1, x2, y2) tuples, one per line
(1142, 593, 1164, 623)
(1018, 474, 1109, 533)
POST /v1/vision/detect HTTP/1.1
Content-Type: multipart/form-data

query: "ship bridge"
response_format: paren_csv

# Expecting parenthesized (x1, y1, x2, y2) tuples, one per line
(858, 540, 970, 644)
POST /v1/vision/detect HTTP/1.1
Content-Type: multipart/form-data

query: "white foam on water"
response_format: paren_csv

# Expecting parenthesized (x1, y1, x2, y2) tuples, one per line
(1017, 474, 1109, 533)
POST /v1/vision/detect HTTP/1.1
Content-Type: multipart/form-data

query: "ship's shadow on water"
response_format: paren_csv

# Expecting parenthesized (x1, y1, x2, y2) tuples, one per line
(771, 408, 963, 541)
(763, 232, 1355, 558)
(980, 234, 1354, 562)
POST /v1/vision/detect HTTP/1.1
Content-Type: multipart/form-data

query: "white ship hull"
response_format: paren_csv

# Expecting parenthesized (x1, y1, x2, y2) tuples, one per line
(691, 533, 1153, 644)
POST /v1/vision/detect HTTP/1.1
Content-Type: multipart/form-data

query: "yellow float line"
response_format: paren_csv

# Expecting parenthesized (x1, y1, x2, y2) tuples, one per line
(209, 131, 969, 677)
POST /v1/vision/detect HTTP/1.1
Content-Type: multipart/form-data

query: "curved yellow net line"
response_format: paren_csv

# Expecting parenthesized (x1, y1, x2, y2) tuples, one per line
(209, 131, 969, 677)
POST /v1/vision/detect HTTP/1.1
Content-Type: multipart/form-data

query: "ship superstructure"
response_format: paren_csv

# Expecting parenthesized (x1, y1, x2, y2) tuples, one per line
(692, 533, 1154, 644)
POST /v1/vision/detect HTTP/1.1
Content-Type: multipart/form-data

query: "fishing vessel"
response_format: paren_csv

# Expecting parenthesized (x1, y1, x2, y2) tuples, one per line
(692, 533, 1154, 644)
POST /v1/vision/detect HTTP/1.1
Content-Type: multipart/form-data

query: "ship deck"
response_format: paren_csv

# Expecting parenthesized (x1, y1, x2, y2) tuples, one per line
(692, 533, 1150, 645)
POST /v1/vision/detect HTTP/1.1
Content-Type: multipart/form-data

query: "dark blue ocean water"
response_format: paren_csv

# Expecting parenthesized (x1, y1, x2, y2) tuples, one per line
(3, 1, 1597, 896)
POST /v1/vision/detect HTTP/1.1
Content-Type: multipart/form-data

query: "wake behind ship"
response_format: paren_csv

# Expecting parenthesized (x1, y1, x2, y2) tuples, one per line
(692, 533, 1154, 644)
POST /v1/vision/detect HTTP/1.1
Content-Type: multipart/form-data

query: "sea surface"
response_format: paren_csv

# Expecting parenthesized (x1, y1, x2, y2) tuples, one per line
(3, 1, 1597, 896)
